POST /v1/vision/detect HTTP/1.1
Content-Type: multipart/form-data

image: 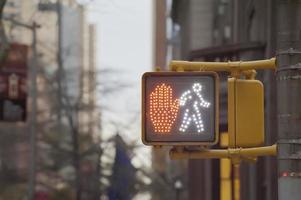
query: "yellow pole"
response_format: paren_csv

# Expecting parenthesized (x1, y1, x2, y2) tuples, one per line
(220, 133, 232, 200)
(233, 163, 241, 200)
(220, 158, 232, 200)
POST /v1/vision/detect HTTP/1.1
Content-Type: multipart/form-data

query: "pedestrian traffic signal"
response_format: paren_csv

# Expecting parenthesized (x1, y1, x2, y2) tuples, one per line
(142, 72, 219, 146)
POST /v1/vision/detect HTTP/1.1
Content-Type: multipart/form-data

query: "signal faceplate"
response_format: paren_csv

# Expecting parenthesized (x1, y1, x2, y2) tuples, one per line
(142, 72, 219, 146)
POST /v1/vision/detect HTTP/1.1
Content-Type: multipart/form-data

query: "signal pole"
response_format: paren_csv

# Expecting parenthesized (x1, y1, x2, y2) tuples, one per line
(276, 1, 301, 200)
(57, 0, 63, 122)
(29, 21, 39, 200)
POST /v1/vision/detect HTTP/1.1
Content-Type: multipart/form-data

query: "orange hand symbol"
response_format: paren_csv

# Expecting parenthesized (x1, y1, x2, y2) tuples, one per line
(149, 83, 179, 133)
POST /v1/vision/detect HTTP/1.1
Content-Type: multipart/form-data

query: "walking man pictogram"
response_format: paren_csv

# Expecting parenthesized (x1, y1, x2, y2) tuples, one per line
(179, 83, 210, 133)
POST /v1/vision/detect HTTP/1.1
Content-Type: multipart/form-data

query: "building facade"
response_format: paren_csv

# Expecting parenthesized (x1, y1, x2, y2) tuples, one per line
(159, 0, 278, 200)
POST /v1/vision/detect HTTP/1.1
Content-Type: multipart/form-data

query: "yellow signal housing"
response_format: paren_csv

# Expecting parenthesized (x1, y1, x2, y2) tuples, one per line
(228, 78, 264, 148)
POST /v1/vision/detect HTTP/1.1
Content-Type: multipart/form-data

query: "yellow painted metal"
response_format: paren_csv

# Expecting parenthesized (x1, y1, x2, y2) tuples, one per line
(242, 70, 257, 80)
(220, 132, 229, 148)
(234, 164, 241, 200)
(236, 79, 264, 147)
(220, 158, 231, 180)
(220, 158, 232, 200)
(169, 144, 277, 160)
(170, 58, 276, 72)
(228, 78, 264, 148)
(220, 133, 232, 200)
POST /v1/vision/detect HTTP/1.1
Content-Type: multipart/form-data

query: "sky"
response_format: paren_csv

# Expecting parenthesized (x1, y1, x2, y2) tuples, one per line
(86, 0, 153, 167)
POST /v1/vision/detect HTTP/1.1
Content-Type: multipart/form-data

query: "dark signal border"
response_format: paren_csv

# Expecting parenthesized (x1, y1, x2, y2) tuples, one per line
(141, 71, 220, 146)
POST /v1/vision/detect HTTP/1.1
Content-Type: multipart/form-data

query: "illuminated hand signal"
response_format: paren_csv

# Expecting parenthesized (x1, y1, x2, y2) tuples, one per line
(149, 83, 179, 133)
(179, 83, 210, 133)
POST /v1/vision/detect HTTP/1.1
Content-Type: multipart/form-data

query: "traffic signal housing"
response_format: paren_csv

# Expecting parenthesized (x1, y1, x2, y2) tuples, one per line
(142, 72, 219, 146)
(228, 78, 264, 148)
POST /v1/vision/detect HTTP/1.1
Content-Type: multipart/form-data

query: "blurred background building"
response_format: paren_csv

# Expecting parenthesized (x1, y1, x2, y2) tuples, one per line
(0, 0, 101, 199)
(152, 0, 277, 200)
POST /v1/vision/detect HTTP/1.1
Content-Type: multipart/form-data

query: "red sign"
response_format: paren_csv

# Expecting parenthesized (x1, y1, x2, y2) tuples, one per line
(0, 43, 28, 121)
(0, 43, 28, 99)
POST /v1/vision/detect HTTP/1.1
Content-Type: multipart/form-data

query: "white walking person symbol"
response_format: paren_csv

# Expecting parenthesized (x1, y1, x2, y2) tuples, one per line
(179, 83, 210, 133)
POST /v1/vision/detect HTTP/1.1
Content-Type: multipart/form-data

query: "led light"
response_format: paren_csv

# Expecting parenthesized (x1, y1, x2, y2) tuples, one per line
(178, 83, 211, 133)
(150, 83, 179, 133)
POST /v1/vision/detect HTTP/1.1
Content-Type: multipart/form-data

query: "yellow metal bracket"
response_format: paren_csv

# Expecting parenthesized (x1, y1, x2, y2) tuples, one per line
(169, 144, 277, 162)
(169, 58, 276, 72)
